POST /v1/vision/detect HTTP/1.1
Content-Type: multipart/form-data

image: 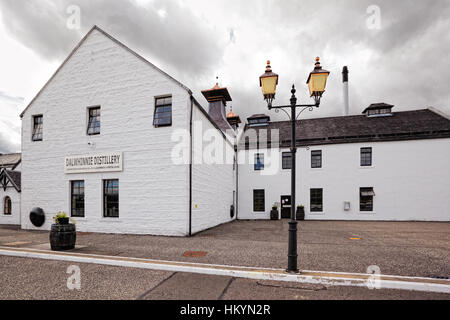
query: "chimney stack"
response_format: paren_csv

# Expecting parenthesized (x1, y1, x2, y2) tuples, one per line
(201, 79, 234, 132)
(342, 66, 349, 116)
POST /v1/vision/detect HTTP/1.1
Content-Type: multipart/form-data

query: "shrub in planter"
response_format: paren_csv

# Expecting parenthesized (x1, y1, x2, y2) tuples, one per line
(50, 211, 76, 251)
(270, 205, 279, 220)
(296, 205, 305, 221)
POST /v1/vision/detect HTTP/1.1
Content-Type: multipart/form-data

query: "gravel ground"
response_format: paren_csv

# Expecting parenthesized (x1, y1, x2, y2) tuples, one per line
(0, 220, 449, 278)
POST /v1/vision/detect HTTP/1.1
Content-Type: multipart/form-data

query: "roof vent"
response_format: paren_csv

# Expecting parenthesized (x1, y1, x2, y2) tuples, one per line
(362, 103, 394, 117)
(247, 114, 270, 127)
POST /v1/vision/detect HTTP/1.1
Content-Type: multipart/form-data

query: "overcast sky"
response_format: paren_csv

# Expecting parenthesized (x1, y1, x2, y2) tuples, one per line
(1, 0, 449, 153)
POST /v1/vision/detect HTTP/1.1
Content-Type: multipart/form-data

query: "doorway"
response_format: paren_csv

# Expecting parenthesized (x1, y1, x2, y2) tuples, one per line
(280, 195, 291, 219)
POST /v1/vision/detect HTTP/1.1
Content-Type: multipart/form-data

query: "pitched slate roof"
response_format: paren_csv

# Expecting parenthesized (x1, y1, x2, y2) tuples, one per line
(0, 169, 21, 192)
(0, 153, 21, 169)
(20, 25, 192, 118)
(240, 108, 450, 149)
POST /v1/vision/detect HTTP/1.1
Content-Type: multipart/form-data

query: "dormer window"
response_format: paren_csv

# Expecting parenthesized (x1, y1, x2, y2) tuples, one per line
(362, 103, 393, 117)
(247, 114, 270, 127)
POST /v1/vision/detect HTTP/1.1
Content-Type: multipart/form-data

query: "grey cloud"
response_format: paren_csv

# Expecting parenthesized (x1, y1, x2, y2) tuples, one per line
(0, 91, 24, 104)
(0, 0, 449, 138)
(0, 0, 224, 76)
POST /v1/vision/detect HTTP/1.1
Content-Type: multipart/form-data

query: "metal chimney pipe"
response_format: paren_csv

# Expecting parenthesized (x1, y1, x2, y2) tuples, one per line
(342, 66, 349, 116)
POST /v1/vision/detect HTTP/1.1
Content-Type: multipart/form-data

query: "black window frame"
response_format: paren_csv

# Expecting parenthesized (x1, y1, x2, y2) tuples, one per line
(253, 189, 265, 212)
(153, 96, 172, 127)
(103, 179, 119, 218)
(4, 196, 11, 215)
(254, 153, 264, 171)
(311, 150, 322, 168)
(282, 152, 292, 169)
(70, 180, 85, 217)
(310, 188, 323, 212)
(32, 115, 43, 141)
(87, 106, 101, 135)
(360, 147, 372, 166)
(360, 187, 374, 212)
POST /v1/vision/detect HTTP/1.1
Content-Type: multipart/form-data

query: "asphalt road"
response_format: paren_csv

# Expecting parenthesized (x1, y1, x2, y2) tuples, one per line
(0, 256, 448, 300)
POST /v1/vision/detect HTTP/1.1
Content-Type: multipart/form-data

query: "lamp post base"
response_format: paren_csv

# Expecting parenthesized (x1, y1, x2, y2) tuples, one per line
(286, 220, 299, 273)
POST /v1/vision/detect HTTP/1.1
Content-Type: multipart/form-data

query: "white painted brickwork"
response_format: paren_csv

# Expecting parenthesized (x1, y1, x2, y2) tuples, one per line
(238, 138, 450, 221)
(191, 106, 236, 234)
(21, 29, 195, 235)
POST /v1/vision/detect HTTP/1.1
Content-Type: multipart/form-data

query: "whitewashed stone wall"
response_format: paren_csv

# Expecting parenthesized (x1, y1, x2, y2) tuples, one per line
(191, 105, 236, 234)
(21, 29, 192, 235)
(238, 138, 450, 221)
(0, 189, 21, 225)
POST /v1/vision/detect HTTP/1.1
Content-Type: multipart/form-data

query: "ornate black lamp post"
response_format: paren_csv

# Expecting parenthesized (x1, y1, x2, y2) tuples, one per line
(259, 58, 330, 273)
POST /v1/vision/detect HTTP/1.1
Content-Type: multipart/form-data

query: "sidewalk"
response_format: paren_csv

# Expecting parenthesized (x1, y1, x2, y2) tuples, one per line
(0, 220, 449, 279)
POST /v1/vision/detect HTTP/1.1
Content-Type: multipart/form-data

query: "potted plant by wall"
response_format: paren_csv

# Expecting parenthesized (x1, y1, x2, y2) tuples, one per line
(296, 205, 305, 221)
(50, 211, 76, 251)
(270, 204, 279, 220)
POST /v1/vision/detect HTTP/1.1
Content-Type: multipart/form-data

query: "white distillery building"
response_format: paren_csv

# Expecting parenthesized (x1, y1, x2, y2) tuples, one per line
(0, 153, 22, 225)
(237, 105, 450, 221)
(8, 26, 450, 235)
(18, 26, 238, 235)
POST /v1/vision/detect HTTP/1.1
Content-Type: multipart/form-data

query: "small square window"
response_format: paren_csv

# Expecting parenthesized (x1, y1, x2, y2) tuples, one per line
(71, 181, 85, 217)
(104, 179, 119, 217)
(311, 150, 322, 168)
(360, 187, 375, 211)
(360, 147, 372, 166)
(282, 152, 292, 169)
(32, 115, 43, 141)
(310, 188, 323, 212)
(253, 189, 265, 212)
(254, 153, 264, 171)
(87, 107, 101, 135)
(154, 96, 172, 127)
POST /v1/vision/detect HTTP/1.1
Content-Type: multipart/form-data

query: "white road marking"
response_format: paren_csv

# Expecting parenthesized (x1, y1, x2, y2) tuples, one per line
(0, 246, 449, 294)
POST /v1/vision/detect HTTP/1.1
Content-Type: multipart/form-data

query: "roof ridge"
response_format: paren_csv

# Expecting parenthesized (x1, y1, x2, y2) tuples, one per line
(266, 108, 432, 124)
(20, 25, 191, 118)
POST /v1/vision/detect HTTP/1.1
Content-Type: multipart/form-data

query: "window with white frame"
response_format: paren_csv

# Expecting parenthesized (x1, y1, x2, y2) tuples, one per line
(32, 115, 43, 141)
(254, 153, 264, 171)
(153, 96, 172, 127)
(360, 147, 372, 166)
(311, 150, 322, 168)
(282, 152, 292, 169)
(360, 187, 375, 211)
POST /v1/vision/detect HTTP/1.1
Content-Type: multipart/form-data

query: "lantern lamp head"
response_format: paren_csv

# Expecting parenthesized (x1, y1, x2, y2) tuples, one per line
(306, 57, 330, 104)
(259, 60, 279, 107)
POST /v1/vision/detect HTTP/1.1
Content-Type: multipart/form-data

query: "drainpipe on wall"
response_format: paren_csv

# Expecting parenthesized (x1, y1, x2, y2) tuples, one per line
(188, 96, 194, 236)
(235, 144, 239, 220)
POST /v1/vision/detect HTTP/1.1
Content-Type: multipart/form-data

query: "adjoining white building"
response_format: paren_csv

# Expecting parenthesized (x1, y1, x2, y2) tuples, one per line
(18, 26, 238, 236)
(0, 153, 21, 225)
(237, 104, 450, 221)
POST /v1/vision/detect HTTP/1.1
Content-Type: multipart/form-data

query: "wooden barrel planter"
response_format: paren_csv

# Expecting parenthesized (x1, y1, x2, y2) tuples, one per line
(296, 206, 305, 221)
(50, 218, 76, 251)
(270, 207, 279, 220)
